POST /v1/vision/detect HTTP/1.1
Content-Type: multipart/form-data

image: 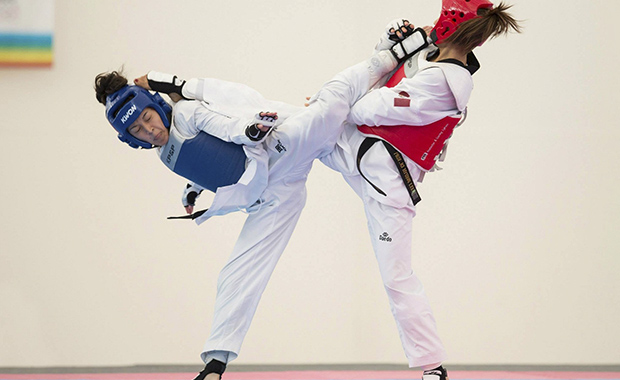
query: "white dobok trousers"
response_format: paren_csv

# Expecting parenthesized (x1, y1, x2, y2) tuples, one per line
(321, 123, 448, 368)
(201, 59, 376, 363)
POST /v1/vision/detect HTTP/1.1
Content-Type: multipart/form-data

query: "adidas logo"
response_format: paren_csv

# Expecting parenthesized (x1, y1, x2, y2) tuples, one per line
(379, 232, 392, 242)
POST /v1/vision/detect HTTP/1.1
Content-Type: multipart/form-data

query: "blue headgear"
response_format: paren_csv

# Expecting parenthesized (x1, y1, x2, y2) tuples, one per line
(105, 85, 173, 149)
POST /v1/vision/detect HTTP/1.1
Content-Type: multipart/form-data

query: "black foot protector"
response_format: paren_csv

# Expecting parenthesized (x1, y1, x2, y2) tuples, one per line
(192, 359, 227, 380)
(422, 366, 449, 380)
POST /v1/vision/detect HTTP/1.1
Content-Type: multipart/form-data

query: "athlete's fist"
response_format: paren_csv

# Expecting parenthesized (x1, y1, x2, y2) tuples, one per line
(133, 75, 151, 90)
(182, 183, 204, 214)
(245, 112, 278, 142)
(375, 19, 415, 52)
(388, 19, 416, 41)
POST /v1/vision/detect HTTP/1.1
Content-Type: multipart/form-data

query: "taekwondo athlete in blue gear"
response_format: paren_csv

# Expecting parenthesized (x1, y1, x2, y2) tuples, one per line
(96, 28, 431, 380)
(106, 85, 248, 193)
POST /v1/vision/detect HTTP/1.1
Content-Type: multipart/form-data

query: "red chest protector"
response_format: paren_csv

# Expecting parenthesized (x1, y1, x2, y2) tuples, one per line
(357, 64, 461, 171)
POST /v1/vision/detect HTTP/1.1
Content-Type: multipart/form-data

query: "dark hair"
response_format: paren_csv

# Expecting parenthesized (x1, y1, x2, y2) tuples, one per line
(444, 2, 523, 53)
(94, 70, 128, 105)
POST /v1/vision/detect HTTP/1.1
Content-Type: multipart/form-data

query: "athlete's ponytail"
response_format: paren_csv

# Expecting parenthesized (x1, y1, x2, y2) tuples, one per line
(443, 2, 522, 53)
(94, 70, 128, 105)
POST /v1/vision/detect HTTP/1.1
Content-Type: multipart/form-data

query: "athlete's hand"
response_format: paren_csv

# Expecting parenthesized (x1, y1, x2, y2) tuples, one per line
(375, 19, 415, 51)
(256, 112, 278, 132)
(388, 19, 415, 41)
(133, 75, 151, 90)
(422, 25, 433, 36)
(182, 183, 204, 214)
(134, 74, 183, 102)
(245, 112, 278, 142)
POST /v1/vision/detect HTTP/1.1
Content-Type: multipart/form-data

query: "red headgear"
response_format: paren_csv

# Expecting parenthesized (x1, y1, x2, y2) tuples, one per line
(430, 0, 494, 44)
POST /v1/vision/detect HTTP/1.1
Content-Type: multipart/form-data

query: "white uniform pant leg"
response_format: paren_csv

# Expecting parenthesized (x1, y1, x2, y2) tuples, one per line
(360, 183, 448, 368)
(201, 180, 307, 363)
(201, 56, 389, 363)
(337, 140, 447, 368)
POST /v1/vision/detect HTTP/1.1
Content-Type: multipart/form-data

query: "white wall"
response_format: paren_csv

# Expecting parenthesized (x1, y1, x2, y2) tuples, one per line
(1, 0, 619, 368)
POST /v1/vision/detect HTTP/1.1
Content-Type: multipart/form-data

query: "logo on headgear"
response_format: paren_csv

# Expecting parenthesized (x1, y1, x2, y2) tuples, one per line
(431, 0, 494, 44)
(121, 104, 137, 124)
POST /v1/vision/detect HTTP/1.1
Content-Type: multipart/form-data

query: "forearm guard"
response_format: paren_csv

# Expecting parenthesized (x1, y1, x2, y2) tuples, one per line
(147, 71, 190, 100)
(390, 28, 429, 62)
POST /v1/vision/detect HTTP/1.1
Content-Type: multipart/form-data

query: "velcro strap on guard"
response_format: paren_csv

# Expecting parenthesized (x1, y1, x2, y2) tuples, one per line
(390, 28, 429, 61)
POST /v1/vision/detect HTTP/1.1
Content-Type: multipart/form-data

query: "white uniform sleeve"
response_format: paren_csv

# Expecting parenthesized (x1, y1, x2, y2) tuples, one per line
(182, 77, 304, 122)
(348, 67, 458, 127)
(173, 100, 259, 146)
(182, 78, 267, 114)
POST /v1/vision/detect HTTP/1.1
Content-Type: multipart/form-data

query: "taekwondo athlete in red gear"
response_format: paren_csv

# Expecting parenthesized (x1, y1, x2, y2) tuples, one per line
(320, 1, 520, 378)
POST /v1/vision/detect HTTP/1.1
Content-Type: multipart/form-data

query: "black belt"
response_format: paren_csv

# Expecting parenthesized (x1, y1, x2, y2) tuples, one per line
(356, 137, 421, 206)
(167, 208, 209, 220)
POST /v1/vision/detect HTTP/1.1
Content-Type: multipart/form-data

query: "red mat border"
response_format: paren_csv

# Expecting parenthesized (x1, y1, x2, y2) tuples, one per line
(1, 371, 619, 380)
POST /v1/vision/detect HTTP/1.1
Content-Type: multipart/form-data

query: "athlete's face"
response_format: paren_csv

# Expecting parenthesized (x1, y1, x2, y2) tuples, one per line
(127, 107, 169, 147)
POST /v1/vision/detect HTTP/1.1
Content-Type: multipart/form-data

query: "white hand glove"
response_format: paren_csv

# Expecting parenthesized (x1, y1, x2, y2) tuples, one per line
(375, 19, 415, 52)
(245, 112, 278, 142)
(390, 27, 429, 62)
(182, 183, 205, 213)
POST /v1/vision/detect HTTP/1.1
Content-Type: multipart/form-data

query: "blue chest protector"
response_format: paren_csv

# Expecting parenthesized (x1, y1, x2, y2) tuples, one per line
(159, 128, 247, 193)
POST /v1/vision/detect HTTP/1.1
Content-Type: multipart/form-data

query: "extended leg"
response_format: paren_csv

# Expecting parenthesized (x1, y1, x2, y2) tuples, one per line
(266, 49, 399, 184)
(201, 179, 307, 363)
